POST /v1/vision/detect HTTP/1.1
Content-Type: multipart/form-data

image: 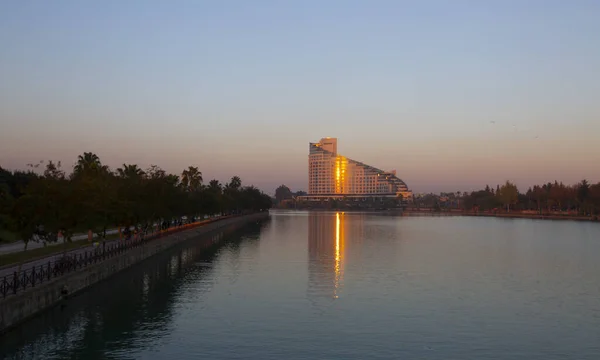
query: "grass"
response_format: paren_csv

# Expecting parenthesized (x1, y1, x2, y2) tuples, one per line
(0, 233, 121, 268)
(0, 229, 18, 244)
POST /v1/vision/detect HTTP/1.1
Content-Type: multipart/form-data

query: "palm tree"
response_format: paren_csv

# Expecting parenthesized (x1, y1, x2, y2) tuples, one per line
(73, 152, 106, 176)
(227, 176, 242, 191)
(116, 164, 145, 179)
(181, 166, 203, 192)
(208, 179, 222, 194)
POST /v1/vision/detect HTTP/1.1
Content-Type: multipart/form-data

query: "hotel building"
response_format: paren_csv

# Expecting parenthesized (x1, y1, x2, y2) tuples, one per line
(302, 137, 412, 202)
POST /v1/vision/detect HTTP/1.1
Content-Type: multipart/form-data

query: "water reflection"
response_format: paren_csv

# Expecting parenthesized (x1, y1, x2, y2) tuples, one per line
(307, 212, 346, 301)
(0, 221, 270, 360)
(5, 214, 600, 359)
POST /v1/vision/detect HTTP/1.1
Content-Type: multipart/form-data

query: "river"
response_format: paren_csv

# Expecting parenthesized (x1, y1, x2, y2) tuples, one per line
(1, 211, 599, 359)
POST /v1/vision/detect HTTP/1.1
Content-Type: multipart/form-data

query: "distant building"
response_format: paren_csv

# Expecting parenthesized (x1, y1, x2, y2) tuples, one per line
(300, 137, 412, 202)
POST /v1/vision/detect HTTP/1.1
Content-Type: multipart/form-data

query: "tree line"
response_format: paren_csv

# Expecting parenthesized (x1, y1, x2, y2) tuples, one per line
(0, 152, 272, 248)
(272, 180, 600, 216)
(420, 180, 600, 215)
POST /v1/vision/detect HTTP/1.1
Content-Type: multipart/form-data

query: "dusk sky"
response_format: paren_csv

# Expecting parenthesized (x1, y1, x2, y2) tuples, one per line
(1, 0, 599, 194)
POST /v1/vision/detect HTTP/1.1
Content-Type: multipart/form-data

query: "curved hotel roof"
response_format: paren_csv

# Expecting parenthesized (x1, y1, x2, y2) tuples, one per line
(308, 138, 410, 198)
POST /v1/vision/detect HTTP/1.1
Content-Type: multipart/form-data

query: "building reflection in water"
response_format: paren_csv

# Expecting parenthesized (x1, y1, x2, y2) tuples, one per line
(307, 212, 345, 301)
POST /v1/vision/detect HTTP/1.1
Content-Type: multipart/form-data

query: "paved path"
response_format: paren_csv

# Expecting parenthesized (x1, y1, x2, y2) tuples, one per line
(0, 217, 210, 255)
(0, 229, 121, 255)
(0, 216, 219, 278)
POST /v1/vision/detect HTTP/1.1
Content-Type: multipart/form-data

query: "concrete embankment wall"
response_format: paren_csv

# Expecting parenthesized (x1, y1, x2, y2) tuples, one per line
(0, 212, 269, 333)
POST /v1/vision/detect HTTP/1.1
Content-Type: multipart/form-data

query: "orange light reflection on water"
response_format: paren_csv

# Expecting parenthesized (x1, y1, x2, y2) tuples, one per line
(334, 212, 344, 299)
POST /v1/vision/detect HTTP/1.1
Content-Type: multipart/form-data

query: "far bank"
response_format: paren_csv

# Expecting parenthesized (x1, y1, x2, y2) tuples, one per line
(272, 207, 598, 222)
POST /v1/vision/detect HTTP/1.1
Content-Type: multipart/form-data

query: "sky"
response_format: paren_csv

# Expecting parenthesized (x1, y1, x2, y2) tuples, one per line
(1, 0, 599, 194)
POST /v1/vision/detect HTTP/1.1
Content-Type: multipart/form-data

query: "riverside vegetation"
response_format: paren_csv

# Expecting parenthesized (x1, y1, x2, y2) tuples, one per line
(273, 181, 600, 217)
(0, 152, 272, 255)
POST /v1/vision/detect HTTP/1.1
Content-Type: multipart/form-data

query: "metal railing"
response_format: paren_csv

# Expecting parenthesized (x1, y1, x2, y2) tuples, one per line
(0, 239, 144, 298)
(0, 215, 235, 299)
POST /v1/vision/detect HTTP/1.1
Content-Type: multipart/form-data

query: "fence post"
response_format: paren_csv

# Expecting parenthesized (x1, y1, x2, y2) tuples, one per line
(13, 272, 18, 294)
(32, 266, 36, 287)
(47, 262, 51, 280)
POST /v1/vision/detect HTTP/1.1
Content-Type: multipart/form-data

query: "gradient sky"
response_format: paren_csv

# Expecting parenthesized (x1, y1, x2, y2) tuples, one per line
(1, 0, 599, 194)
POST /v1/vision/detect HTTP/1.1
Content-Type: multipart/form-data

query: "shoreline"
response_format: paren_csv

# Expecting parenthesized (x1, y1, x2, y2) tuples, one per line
(0, 213, 269, 333)
(272, 208, 598, 222)
(403, 210, 597, 222)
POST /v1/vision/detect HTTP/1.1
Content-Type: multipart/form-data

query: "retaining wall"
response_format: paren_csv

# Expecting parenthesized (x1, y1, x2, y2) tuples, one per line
(0, 212, 269, 333)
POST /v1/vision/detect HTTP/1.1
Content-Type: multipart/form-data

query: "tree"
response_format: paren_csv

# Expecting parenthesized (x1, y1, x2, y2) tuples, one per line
(143, 166, 178, 226)
(275, 185, 293, 203)
(181, 166, 203, 192)
(43, 160, 65, 180)
(228, 176, 242, 191)
(11, 164, 73, 263)
(0, 181, 14, 243)
(1, 153, 274, 260)
(73, 152, 106, 176)
(531, 185, 545, 212)
(78, 167, 118, 242)
(114, 164, 146, 230)
(577, 179, 591, 214)
(223, 176, 243, 214)
(208, 180, 222, 193)
(146, 165, 166, 179)
(497, 181, 519, 212)
(203, 180, 224, 216)
(116, 164, 145, 179)
(7, 170, 39, 199)
(589, 183, 600, 215)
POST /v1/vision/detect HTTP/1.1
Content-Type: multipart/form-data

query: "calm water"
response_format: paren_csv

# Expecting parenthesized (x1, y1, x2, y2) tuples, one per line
(2, 211, 600, 359)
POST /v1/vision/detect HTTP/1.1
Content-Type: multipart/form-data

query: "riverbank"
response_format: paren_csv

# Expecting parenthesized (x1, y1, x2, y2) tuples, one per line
(0, 212, 269, 333)
(274, 207, 598, 222)
(0, 234, 123, 269)
(0, 218, 224, 270)
(271, 208, 404, 214)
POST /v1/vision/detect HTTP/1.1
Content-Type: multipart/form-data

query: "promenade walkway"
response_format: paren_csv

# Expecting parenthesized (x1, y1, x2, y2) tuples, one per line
(0, 230, 120, 255)
(0, 218, 215, 277)
(0, 215, 235, 298)
(0, 238, 120, 278)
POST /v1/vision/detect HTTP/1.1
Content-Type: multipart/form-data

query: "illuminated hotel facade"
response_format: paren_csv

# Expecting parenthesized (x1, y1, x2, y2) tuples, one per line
(302, 137, 412, 201)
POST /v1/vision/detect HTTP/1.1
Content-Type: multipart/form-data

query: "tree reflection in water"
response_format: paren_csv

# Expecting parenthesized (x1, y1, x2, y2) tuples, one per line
(0, 220, 270, 360)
